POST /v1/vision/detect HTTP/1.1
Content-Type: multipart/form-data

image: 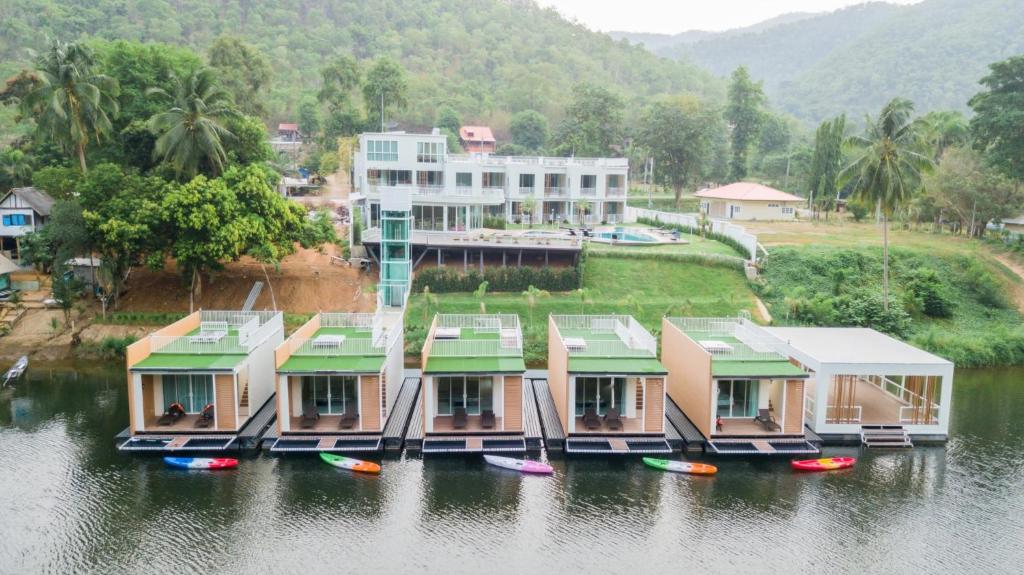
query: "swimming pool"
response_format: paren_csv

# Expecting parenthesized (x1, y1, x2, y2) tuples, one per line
(592, 227, 659, 243)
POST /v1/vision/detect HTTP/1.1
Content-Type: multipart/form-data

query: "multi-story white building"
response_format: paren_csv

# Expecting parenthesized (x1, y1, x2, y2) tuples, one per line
(351, 131, 628, 232)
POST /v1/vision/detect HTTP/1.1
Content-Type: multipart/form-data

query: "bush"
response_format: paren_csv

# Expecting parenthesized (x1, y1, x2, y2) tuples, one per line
(848, 201, 869, 222)
(959, 259, 1007, 308)
(413, 265, 580, 293)
(587, 250, 745, 271)
(483, 216, 507, 230)
(905, 267, 955, 318)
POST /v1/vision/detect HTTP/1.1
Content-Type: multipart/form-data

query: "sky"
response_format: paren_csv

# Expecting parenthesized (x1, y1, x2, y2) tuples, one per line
(536, 0, 923, 34)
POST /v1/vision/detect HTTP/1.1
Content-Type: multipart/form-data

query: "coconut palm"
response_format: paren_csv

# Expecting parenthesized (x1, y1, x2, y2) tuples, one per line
(147, 68, 240, 179)
(0, 148, 33, 188)
(19, 40, 120, 172)
(521, 284, 550, 327)
(474, 281, 489, 314)
(840, 98, 932, 310)
(521, 197, 538, 228)
(576, 198, 591, 225)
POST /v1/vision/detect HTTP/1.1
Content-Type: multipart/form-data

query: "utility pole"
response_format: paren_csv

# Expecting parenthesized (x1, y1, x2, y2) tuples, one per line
(380, 92, 385, 132)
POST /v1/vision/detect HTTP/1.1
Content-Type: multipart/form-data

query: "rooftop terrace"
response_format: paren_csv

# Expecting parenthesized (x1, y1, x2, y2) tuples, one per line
(132, 310, 283, 371)
(424, 314, 524, 374)
(552, 315, 665, 374)
(666, 317, 806, 378)
(278, 312, 402, 373)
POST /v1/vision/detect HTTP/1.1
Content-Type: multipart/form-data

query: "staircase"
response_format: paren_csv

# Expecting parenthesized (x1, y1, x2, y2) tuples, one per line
(861, 425, 913, 448)
(238, 381, 250, 418)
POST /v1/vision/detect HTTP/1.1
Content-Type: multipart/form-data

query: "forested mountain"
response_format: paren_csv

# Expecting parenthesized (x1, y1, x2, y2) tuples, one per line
(620, 0, 1024, 121)
(608, 12, 816, 52)
(0, 0, 721, 130)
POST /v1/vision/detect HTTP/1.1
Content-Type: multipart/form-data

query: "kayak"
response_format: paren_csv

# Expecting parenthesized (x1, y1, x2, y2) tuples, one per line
(319, 452, 381, 474)
(163, 457, 238, 470)
(484, 454, 553, 474)
(643, 457, 717, 475)
(791, 457, 856, 472)
(2, 355, 28, 387)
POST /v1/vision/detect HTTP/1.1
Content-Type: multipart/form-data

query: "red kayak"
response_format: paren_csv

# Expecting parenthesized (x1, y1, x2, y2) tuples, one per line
(791, 457, 856, 472)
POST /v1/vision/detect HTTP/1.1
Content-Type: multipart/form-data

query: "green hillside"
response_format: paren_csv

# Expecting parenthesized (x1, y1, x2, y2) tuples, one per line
(642, 0, 1024, 121)
(0, 0, 721, 130)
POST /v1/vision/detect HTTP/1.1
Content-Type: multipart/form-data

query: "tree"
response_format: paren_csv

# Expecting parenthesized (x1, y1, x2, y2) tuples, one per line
(31, 166, 80, 200)
(969, 55, 1024, 183)
(724, 66, 765, 181)
(318, 55, 361, 112)
(923, 146, 1023, 237)
(809, 115, 846, 217)
(0, 148, 32, 189)
(521, 284, 550, 327)
(362, 57, 407, 130)
(436, 105, 461, 135)
(576, 198, 591, 225)
(840, 98, 932, 310)
(207, 36, 271, 117)
(757, 113, 792, 158)
(520, 197, 538, 227)
(510, 110, 548, 152)
(551, 84, 624, 157)
(916, 110, 969, 161)
(473, 281, 489, 314)
(147, 68, 240, 179)
(298, 99, 321, 139)
(19, 40, 120, 172)
(636, 95, 722, 204)
(225, 115, 273, 166)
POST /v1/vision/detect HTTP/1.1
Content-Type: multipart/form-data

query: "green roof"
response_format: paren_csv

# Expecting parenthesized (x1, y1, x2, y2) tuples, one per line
(279, 355, 385, 373)
(568, 357, 667, 374)
(424, 356, 526, 374)
(132, 353, 244, 371)
(711, 360, 807, 378)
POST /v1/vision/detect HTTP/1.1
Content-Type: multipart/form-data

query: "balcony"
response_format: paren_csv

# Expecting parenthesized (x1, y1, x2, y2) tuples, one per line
(544, 186, 567, 198)
(513, 186, 536, 198)
(606, 187, 625, 197)
(579, 187, 597, 197)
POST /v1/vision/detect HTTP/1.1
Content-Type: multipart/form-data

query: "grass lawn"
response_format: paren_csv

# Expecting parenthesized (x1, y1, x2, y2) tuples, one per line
(405, 257, 758, 364)
(586, 231, 742, 258)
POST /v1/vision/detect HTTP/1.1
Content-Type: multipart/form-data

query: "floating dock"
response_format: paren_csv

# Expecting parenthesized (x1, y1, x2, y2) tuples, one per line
(383, 375, 422, 452)
(116, 395, 278, 453)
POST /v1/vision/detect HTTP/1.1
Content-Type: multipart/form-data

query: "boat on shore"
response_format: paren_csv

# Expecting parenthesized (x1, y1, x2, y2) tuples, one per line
(643, 457, 717, 475)
(2, 355, 28, 387)
(319, 452, 381, 474)
(791, 457, 856, 472)
(483, 454, 554, 474)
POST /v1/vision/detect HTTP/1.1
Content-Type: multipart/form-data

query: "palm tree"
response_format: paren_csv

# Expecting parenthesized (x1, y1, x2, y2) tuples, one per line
(19, 40, 120, 172)
(576, 198, 591, 225)
(840, 98, 932, 310)
(521, 197, 538, 228)
(474, 280, 489, 314)
(521, 284, 550, 328)
(147, 68, 239, 179)
(421, 286, 438, 325)
(0, 148, 33, 188)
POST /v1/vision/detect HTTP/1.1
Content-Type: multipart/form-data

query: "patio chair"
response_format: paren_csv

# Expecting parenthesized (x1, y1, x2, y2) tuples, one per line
(157, 403, 186, 426)
(604, 407, 623, 431)
(754, 408, 781, 431)
(582, 408, 602, 430)
(194, 404, 214, 428)
(481, 410, 496, 429)
(339, 407, 358, 430)
(300, 402, 320, 429)
(453, 407, 468, 430)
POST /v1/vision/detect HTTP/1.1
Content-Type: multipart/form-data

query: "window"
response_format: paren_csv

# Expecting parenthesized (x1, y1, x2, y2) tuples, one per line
(416, 141, 443, 163)
(2, 214, 28, 226)
(368, 169, 411, 186)
(455, 172, 472, 188)
(580, 174, 597, 189)
(482, 172, 505, 188)
(519, 174, 535, 189)
(767, 203, 779, 208)
(367, 140, 398, 161)
(416, 171, 444, 187)
(162, 374, 214, 413)
(413, 205, 444, 231)
(446, 205, 467, 231)
(436, 376, 494, 416)
(781, 206, 794, 215)
(716, 379, 759, 418)
(574, 376, 626, 416)
(301, 375, 358, 415)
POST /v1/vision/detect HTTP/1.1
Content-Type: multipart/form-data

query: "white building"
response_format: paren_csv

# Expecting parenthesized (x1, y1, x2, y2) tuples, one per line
(351, 131, 628, 232)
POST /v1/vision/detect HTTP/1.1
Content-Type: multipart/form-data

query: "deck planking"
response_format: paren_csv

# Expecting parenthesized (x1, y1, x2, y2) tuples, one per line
(383, 376, 422, 452)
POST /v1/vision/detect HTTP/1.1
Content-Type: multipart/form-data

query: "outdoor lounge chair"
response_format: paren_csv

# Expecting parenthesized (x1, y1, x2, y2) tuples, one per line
(754, 408, 781, 431)
(604, 407, 623, 431)
(300, 403, 320, 429)
(194, 404, 215, 428)
(453, 407, 468, 429)
(481, 410, 496, 429)
(582, 408, 602, 430)
(157, 403, 185, 426)
(339, 407, 358, 430)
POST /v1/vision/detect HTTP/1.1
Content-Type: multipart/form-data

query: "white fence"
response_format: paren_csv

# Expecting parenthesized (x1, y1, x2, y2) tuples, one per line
(625, 206, 758, 261)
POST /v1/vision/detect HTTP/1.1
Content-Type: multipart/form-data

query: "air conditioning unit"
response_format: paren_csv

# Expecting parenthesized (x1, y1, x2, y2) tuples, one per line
(435, 327, 461, 340)
(564, 337, 587, 352)
(699, 340, 734, 354)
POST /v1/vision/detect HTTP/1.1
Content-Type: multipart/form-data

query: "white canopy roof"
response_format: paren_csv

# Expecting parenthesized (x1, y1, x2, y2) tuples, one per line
(764, 327, 952, 367)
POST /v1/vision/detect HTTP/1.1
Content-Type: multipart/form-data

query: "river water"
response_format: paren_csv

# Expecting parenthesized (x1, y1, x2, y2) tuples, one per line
(0, 362, 1021, 574)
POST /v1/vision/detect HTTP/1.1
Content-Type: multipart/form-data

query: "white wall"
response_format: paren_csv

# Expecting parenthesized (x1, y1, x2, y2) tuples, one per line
(243, 322, 284, 415)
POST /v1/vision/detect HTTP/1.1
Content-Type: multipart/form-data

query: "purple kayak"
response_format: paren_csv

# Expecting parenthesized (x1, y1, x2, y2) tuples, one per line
(484, 454, 553, 474)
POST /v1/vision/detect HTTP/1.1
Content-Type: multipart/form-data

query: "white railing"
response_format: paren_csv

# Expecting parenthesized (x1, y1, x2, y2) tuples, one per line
(552, 315, 657, 357)
(869, 375, 942, 424)
(667, 317, 740, 335)
(569, 339, 654, 357)
(445, 154, 628, 169)
(200, 310, 277, 326)
(826, 405, 863, 423)
(625, 207, 758, 262)
(290, 336, 385, 356)
(606, 187, 625, 197)
(899, 405, 940, 424)
(430, 338, 521, 357)
(804, 394, 815, 421)
(626, 316, 658, 355)
(579, 187, 597, 197)
(667, 316, 790, 362)
(150, 335, 247, 355)
(515, 187, 536, 197)
(436, 313, 520, 332)
(545, 186, 567, 197)
(320, 312, 376, 329)
(553, 314, 623, 332)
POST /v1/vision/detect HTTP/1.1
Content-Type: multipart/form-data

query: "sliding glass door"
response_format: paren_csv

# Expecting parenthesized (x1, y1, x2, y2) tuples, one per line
(574, 376, 627, 416)
(162, 374, 214, 413)
(716, 379, 759, 418)
(301, 375, 358, 415)
(436, 376, 494, 415)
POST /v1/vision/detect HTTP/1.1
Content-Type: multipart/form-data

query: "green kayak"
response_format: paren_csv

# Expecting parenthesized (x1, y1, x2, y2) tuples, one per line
(642, 457, 717, 475)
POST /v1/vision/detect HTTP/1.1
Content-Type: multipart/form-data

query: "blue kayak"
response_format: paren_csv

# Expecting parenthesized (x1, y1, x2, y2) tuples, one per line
(163, 457, 238, 470)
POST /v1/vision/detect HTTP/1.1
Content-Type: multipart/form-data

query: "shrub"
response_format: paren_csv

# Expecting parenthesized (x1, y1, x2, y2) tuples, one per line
(959, 259, 1007, 308)
(483, 216, 507, 230)
(848, 201, 869, 222)
(412, 265, 580, 293)
(587, 250, 745, 271)
(905, 267, 955, 318)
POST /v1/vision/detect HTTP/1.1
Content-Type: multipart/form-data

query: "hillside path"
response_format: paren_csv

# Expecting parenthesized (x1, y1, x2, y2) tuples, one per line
(993, 254, 1024, 313)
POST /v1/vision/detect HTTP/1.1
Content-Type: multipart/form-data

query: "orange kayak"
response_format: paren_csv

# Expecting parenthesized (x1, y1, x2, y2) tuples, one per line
(319, 452, 381, 474)
(791, 457, 855, 472)
(643, 457, 718, 475)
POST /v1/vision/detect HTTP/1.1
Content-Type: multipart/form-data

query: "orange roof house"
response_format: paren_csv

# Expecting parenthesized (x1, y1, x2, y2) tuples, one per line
(695, 183, 803, 221)
(459, 126, 496, 154)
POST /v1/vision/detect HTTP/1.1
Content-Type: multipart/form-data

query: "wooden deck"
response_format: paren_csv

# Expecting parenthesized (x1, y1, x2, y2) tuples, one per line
(713, 418, 790, 437)
(573, 412, 643, 434)
(287, 414, 364, 433)
(528, 375, 566, 452)
(432, 415, 505, 432)
(522, 378, 543, 451)
(382, 376, 422, 452)
(143, 414, 222, 432)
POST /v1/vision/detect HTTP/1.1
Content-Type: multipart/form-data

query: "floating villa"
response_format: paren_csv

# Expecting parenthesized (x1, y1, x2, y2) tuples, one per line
(120, 310, 284, 451)
(763, 327, 954, 446)
(419, 314, 527, 453)
(547, 315, 671, 454)
(269, 311, 405, 453)
(661, 317, 820, 456)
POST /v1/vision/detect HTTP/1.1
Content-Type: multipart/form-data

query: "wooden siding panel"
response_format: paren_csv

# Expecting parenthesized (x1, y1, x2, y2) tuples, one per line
(215, 374, 236, 430)
(276, 314, 321, 368)
(361, 375, 381, 431)
(644, 377, 665, 432)
(547, 316, 570, 433)
(503, 376, 523, 431)
(784, 379, 804, 434)
(661, 318, 714, 438)
(141, 374, 155, 429)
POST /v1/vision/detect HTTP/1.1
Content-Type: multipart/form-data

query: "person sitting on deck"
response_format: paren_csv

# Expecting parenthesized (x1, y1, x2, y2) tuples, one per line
(716, 415, 723, 432)
(157, 402, 186, 426)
